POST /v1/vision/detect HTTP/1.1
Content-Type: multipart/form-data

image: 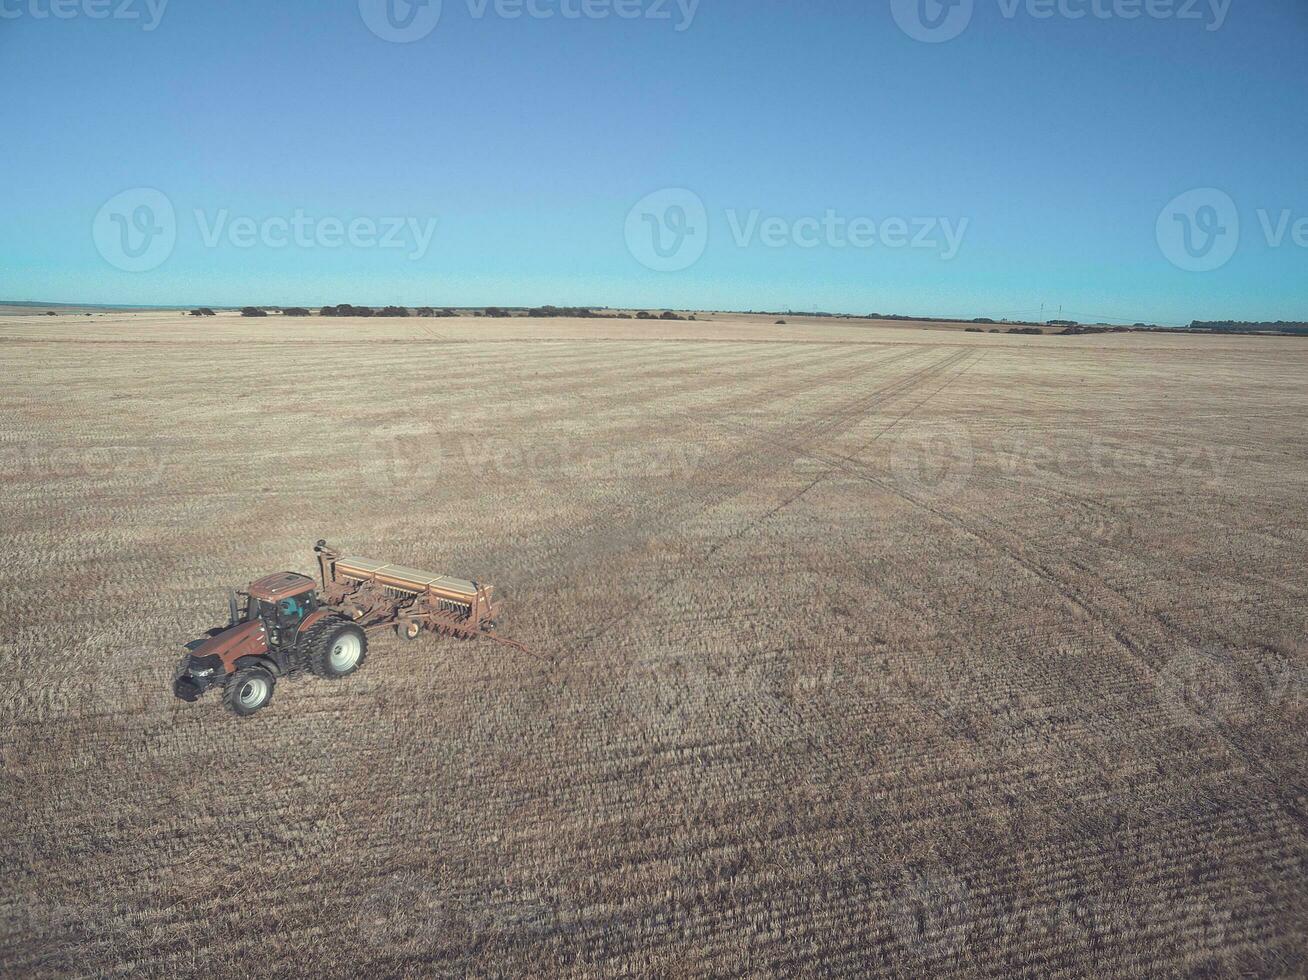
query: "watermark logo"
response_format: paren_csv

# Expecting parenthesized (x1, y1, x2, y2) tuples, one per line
(626, 190, 968, 271)
(361, 0, 698, 41)
(1263, 658, 1307, 713)
(468, 0, 700, 29)
(1157, 645, 1247, 730)
(194, 209, 438, 260)
(893, 0, 1232, 42)
(1256, 208, 1308, 251)
(358, 0, 443, 42)
(625, 188, 709, 272)
(888, 422, 975, 499)
(93, 197, 439, 271)
(356, 875, 453, 949)
(888, 869, 973, 959)
(891, 0, 975, 43)
(0, 0, 169, 30)
(0, 442, 168, 488)
(623, 653, 803, 750)
(366, 427, 701, 489)
(1156, 188, 1239, 272)
(93, 188, 176, 272)
(726, 210, 968, 259)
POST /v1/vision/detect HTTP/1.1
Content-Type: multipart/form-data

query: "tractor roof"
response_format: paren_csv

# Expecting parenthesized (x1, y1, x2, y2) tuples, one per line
(248, 572, 317, 601)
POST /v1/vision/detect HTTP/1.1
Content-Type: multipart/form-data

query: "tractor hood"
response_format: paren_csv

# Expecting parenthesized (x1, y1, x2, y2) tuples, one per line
(185, 619, 268, 667)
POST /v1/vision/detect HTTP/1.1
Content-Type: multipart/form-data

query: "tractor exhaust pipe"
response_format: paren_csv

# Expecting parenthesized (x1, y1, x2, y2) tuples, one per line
(228, 590, 239, 627)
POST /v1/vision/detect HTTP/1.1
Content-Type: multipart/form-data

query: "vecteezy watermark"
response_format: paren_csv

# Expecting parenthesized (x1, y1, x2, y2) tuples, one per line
(887, 868, 973, 959)
(887, 422, 976, 499)
(0, 0, 169, 30)
(0, 675, 102, 720)
(625, 188, 709, 272)
(93, 188, 176, 273)
(356, 875, 454, 950)
(358, 0, 443, 43)
(622, 651, 804, 749)
(1157, 189, 1308, 272)
(1160, 189, 1238, 273)
(370, 428, 701, 488)
(885, 427, 1235, 512)
(466, 0, 699, 30)
(1156, 646, 1246, 730)
(1006, 891, 1226, 953)
(891, 0, 976, 43)
(1256, 208, 1308, 250)
(1157, 644, 1307, 731)
(892, 0, 1231, 43)
(726, 210, 968, 259)
(355, 874, 580, 952)
(93, 189, 439, 271)
(194, 210, 438, 260)
(1156, 188, 1240, 272)
(359, 0, 698, 42)
(0, 442, 167, 485)
(994, 433, 1235, 487)
(625, 189, 968, 272)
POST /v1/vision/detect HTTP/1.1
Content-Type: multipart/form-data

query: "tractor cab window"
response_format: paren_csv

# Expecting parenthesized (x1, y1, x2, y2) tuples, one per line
(243, 590, 316, 627)
(274, 592, 316, 628)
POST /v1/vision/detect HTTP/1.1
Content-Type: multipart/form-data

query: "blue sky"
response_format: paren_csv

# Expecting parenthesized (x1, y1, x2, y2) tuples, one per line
(1, 0, 1304, 324)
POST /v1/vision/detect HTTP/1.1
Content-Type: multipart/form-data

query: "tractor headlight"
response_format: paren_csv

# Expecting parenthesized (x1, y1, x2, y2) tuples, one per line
(190, 666, 215, 677)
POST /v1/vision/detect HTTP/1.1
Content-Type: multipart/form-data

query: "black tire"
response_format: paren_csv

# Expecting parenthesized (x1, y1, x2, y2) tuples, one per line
(223, 667, 275, 717)
(305, 617, 369, 679)
(396, 619, 422, 642)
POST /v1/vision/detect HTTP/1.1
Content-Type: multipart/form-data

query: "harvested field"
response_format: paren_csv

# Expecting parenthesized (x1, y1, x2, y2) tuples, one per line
(1, 313, 1305, 977)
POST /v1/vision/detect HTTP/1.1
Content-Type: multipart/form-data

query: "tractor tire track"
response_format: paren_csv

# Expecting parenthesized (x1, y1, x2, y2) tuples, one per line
(801, 435, 1308, 827)
(560, 349, 978, 656)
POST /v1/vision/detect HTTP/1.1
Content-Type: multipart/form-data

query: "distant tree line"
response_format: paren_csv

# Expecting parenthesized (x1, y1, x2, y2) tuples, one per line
(1059, 325, 1132, 336)
(1190, 321, 1308, 336)
(525, 306, 599, 318)
(220, 305, 708, 322)
(319, 305, 464, 317)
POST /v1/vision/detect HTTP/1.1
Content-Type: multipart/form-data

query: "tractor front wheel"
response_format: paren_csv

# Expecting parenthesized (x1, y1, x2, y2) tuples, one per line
(305, 617, 369, 680)
(223, 667, 276, 717)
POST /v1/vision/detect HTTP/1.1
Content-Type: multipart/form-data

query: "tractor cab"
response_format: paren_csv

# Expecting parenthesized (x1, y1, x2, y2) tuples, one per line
(245, 572, 320, 645)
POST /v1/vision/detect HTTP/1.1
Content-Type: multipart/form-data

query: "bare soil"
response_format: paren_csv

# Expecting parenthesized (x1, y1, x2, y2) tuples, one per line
(1, 313, 1304, 977)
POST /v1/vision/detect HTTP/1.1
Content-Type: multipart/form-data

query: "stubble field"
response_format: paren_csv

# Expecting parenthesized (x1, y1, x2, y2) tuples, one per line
(1, 313, 1305, 977)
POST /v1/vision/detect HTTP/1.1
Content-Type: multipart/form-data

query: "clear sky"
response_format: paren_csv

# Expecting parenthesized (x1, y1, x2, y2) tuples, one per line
(1, 0, 1304, 324)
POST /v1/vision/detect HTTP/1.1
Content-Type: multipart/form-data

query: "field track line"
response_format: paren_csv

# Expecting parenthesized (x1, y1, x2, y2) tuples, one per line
(557, 349, 978, 656)
(499, 346, 932, 572)
(798, 436, 1308, 826)
(697, 350, 986, 566)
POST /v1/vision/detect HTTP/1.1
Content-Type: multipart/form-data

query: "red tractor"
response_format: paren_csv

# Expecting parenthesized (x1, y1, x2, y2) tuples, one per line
(173, 541, 501, 716)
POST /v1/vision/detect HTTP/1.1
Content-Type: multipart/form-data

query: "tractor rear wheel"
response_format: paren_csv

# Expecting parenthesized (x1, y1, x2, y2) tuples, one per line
(305, 617, 369, 680)
(223, 667, 276, 717)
